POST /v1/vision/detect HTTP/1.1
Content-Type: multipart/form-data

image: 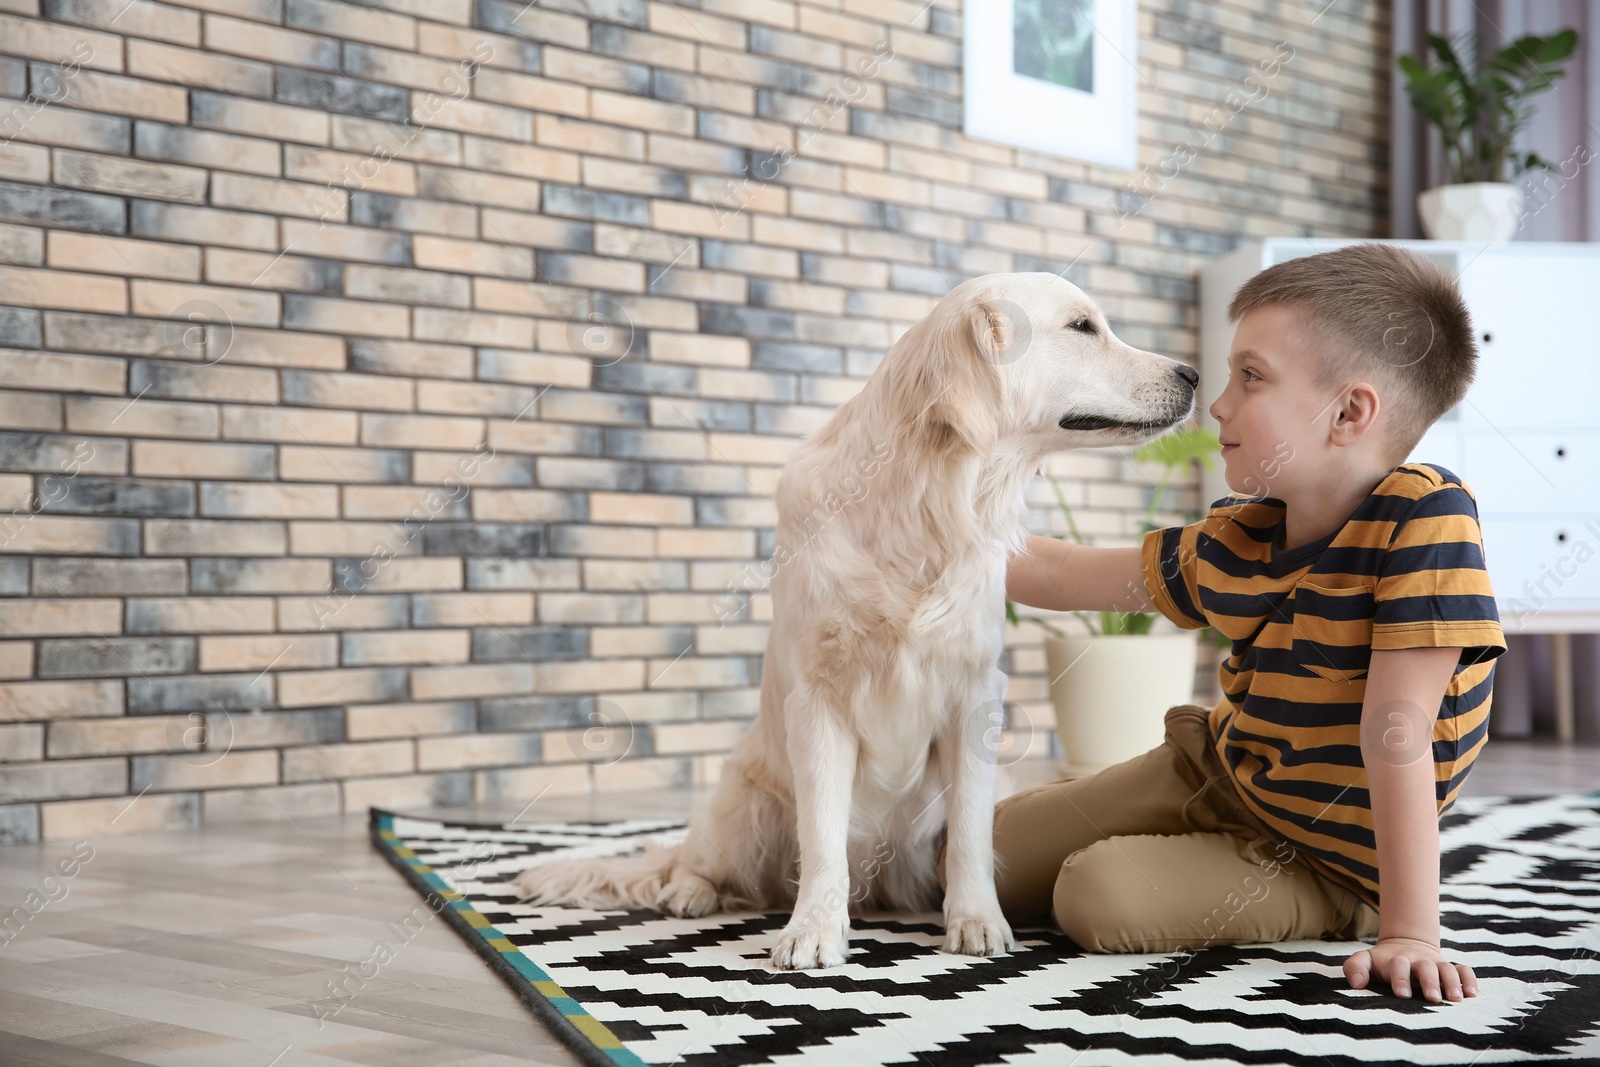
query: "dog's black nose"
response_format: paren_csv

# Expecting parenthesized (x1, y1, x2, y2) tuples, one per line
(1174, 363, 1199, 388)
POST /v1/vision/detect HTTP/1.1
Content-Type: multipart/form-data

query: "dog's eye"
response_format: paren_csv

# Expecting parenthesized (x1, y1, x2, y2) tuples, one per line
(1068, 318, 1095, 334)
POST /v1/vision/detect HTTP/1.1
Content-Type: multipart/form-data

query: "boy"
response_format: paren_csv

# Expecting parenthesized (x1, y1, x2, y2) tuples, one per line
(990, 242, 1506, 1003)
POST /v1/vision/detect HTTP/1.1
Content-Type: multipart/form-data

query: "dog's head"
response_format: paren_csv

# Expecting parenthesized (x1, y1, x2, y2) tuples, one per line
(893, 272, 1197, 458)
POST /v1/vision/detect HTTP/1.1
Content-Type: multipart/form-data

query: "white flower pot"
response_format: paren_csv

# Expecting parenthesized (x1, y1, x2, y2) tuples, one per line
(1416, 182, 1525, 242)
(1044, 630, 1199, 777)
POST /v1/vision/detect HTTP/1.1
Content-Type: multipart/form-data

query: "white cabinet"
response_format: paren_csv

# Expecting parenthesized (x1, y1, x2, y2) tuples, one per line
(1198, 238, 1600, 635)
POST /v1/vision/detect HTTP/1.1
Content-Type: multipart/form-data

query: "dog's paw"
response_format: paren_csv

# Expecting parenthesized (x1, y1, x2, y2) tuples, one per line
(658, 872, 720, 918)
(770, 919, 849, 970)
(941, 913, 1016, 957)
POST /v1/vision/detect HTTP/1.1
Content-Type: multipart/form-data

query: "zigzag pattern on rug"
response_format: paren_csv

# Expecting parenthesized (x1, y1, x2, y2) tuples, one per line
(371, 793, 1600, 1067)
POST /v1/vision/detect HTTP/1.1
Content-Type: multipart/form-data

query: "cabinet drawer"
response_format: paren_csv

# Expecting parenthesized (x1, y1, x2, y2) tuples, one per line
(1480, 517, 1600, 612)
(1457, 251, 1600, 428)
(1457, 433, 1600, 516)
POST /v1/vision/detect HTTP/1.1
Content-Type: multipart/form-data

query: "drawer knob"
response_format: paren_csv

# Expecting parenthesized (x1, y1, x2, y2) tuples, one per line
(1557, 531, 1569, 543)
(1556, 447, 1567, 458)
(1482, 331, 1493, 343)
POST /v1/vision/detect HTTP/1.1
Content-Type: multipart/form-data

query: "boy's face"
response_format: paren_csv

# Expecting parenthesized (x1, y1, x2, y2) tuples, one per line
(1209, 304, 1335, 499)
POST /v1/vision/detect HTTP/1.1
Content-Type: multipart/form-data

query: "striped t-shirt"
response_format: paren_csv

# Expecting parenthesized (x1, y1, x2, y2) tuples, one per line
(1140, 462, 1507, 909)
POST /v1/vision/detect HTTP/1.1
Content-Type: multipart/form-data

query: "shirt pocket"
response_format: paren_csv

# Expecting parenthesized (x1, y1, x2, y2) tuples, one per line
(1289, 578, 1374, 684)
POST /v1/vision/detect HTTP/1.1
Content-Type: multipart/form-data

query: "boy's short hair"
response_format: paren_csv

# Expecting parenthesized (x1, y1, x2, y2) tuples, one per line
(1226, 241, 1478, 457)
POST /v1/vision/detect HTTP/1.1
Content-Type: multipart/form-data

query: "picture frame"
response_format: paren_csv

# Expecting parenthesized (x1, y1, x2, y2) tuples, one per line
(963, 0, 1139, 170)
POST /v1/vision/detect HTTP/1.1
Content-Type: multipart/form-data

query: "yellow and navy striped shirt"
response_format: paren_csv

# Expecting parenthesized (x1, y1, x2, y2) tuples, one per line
(1140, 463, 1507, 910)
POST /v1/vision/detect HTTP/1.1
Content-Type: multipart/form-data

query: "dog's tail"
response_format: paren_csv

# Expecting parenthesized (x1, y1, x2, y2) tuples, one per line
(510, 825, 771, 916)
(511, 839, 681, 911)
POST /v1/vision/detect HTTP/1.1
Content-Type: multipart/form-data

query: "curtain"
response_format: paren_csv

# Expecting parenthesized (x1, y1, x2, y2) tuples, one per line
(1390, 0, 1600, 241)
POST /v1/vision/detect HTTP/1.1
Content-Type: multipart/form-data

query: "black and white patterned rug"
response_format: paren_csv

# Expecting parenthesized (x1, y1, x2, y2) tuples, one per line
(370, 793, 1600, 1066)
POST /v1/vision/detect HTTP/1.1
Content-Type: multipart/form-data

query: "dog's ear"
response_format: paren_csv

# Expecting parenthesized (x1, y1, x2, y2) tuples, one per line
(924, 287, 1009, 459)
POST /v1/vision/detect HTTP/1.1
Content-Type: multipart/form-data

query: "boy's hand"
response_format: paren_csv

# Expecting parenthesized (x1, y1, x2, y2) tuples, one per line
(1343, 936, 1478, 1002)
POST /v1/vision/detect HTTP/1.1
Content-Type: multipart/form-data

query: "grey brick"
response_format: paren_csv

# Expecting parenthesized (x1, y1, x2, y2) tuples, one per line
(643, 463, 749, 496)
(752, 342, 842, 375)
(848, 107, 926, 144)
(0, 179, 126, 235)
(471, 625, 586, 663)
(128, 673, 275, 714)
(422, 523, 543, 557)
(651, 75, 746, 131)
(542, 183, 650, 227)
(479, 694, 594, 732)
(0, 432, 102, 473)
(0, 307, 41, 348)
(886, 263, 952, 297)
(602, 428, 697, 460)
(331, 545, 463, 594)
(36, 477, 195, 518)
(45, 310, 187, 358)
(657, 398, 750, 433)
(578, 0, 645, 28)
(39, 637, 196, 679)
(883, 86, 959, 127)
(701, 304, 793, 341)
(0, 803, 39, 845)
(1155, 224, 1236, 256)
(1155, 13, 1223, 51)
(349, 193, 474, 237)
(129, 360, 271, 403)
(0, 559, 28, 595)
(207, 707, 343, 749)
(34, 559, 187, 597)
(695, 498, 763, 528)
(591, 360, 696, 396)
(191, 558, 333, 594)
(0, 57, 24, 99)
(464, 558, 580, 591)
(1135, 272, 1197, 303)
(536, 458, 645, 492)
(430, 771, 473, 806)
(275, 68, 409, 122)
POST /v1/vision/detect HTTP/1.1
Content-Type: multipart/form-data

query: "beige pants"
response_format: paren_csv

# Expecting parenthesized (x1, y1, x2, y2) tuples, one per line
(943, 703, 1380, 952)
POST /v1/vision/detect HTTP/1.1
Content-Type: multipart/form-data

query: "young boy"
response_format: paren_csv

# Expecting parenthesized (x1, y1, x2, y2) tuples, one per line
(992, 242, 1506, 1004)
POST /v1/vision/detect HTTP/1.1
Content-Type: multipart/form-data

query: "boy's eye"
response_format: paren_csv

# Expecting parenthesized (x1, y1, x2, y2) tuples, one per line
(1240, 367, 1260, 382)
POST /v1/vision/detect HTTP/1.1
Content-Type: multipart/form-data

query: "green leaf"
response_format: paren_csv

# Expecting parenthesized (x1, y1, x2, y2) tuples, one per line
(1132, 426, 1221, 471)
(1401, 26, 1580, 187)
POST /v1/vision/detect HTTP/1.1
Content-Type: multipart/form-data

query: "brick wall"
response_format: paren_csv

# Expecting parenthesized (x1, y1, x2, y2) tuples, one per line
(0, 0, 1389, 843)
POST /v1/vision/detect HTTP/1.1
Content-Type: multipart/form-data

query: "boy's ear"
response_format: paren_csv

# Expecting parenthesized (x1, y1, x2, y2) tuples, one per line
(1330, 381, 1381, 445)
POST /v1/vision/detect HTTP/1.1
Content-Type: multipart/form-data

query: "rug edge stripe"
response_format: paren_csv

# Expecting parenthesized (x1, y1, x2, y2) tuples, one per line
(367, 807, 647, 1067)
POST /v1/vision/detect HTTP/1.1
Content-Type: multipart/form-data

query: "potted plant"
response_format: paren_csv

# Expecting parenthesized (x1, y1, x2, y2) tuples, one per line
(1399, 27, 1579, 241)
(1007, 427, 1227, 776)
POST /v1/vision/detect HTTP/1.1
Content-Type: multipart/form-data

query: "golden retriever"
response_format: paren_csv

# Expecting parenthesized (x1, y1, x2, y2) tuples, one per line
(512, 271, 1198, 969)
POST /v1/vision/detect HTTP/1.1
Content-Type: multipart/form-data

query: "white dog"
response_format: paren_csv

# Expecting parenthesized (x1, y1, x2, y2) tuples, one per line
(512, 271, 1198, 969)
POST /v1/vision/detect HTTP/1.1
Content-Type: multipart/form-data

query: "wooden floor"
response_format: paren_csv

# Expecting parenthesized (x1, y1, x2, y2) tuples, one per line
(1, 740, 1596, 1067)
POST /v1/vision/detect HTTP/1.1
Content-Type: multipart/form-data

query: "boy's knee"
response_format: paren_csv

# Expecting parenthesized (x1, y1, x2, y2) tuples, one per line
(1051, 840, 1135, 952)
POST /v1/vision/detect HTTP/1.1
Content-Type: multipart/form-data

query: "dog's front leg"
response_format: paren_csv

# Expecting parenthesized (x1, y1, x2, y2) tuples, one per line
(772, 685, 856, 970)
(937, 666, 1016, 956)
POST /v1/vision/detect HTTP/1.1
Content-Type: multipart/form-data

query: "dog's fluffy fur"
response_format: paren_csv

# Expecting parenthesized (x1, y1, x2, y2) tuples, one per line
(513, 272, 1197, 969)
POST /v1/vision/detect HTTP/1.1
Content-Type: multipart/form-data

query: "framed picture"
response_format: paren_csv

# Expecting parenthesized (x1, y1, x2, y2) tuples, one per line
(963, 0, 1138, 170)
